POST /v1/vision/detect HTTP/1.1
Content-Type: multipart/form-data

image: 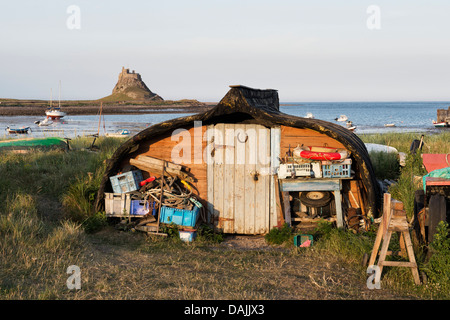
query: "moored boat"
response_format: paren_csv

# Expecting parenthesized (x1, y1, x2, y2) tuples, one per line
(35, 118, 54, 126)
(335, 115, 348, 122)
(433, 107, 450, 127)
(105, 129, 131, 137)
(6, 126, 30, 134)
(46, 81, 66, 120)
(432, 120, 449, 127)
(45, 108, 66, 120)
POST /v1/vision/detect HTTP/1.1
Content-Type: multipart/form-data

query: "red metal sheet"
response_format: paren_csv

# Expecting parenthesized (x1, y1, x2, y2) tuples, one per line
(422, 154, 450, 173)
(425, 177, 450, 186)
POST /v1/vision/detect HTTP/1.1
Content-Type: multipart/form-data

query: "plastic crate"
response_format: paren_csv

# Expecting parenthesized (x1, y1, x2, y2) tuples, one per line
(160, 206, 200, 227)
(321, 159, 352, 178)
(278, 163, 312, 179)
(130, 200, 157, 216)
(110, 170, 143, 193)
(105, 193, 131, 217)
(294, 234, 313, 247)
(179, 230, 197, 242)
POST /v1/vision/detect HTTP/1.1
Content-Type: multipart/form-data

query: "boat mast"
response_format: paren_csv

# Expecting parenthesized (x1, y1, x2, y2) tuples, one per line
(97, 102, 103, 136)
(58, 80, 61, 108)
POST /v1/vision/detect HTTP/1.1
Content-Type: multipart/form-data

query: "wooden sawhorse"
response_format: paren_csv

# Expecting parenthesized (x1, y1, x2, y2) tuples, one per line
(369, 193, 421, 285)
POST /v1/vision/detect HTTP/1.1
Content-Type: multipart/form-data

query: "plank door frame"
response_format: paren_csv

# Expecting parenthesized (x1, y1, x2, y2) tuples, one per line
(207, 123, 274, 234)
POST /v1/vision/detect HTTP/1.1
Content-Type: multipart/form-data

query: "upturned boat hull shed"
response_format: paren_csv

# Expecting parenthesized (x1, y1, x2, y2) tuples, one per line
(96, 86, 381, 234)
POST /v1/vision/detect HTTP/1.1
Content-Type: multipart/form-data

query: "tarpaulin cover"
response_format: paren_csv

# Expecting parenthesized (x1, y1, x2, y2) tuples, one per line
(423, 167, 450, 191)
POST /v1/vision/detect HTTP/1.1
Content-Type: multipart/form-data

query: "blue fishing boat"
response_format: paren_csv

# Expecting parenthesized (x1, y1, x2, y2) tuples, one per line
(6, 126, 31, 134)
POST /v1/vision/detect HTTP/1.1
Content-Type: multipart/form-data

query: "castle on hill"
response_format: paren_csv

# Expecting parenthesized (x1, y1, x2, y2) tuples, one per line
(111, 67, 163, 101)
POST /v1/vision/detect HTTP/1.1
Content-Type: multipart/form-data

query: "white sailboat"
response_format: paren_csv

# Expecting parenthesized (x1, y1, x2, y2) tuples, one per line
(45, 81, 66, 120)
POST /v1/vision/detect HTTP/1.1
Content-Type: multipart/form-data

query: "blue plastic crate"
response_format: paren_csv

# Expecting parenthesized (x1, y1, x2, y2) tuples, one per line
(160, 206, 199, 227)
(321, 159, 352, 178)
(110, 170, 143, 193)
(130, 200, 157, 216)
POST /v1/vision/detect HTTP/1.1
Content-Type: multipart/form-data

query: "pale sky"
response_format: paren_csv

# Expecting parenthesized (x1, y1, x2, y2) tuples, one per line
(1, 0, 450, 102)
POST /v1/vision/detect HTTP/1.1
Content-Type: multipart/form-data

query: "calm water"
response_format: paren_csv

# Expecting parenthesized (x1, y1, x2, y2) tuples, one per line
(1, 101, 448, 139)
(281, 101, 450, 134)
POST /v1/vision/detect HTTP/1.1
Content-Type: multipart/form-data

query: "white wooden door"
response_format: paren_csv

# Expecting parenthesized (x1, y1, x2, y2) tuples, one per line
(207, 123, 274, 234)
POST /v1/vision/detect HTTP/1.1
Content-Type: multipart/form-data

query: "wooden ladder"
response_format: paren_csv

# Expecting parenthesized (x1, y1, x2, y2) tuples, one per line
(369, 193, 421, 285)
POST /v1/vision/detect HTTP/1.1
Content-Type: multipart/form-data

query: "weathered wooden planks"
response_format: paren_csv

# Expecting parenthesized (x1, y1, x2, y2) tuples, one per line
(128, 125, 208, 199)
(207, 123, 272, 234)
(280, 126, 346, 159)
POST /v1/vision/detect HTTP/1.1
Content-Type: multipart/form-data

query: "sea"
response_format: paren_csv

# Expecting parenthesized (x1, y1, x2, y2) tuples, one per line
(1, 101, 449, 139)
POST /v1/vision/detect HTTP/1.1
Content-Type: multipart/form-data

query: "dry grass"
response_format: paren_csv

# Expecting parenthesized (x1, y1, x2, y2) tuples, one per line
(2, 133, 448, 300)
(21, 227, 413, 300)
(359, 131, 450, 154)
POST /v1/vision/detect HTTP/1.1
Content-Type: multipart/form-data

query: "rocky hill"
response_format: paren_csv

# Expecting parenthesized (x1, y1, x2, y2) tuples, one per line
(101, 67, 163, 102)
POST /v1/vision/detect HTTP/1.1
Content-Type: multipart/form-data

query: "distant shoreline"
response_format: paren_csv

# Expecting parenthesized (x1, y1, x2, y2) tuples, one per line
(0, 100, 217, 116)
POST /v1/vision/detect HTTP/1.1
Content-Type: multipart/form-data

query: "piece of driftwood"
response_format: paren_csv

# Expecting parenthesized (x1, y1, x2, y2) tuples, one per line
(274, 176, 285, 227)
(282, 191, 291, 226)
(129, 158, 193, 182)
(136, 215, 157, 226)
(135, 155, 190, 172)
(134, 224, 167, 236)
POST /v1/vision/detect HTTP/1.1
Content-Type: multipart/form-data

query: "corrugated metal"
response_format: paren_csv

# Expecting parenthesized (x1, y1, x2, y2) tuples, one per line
(207, 123, 272, 234)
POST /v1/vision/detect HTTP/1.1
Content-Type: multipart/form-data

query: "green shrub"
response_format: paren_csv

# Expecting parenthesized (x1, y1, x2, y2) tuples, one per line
(61, 168, 104, 222)
(389, 152, 426, 219)
(82, 211, 107, 234)
(160, 223, 180, 238)
(196, 224, 223, 243)
(422, 221, 450, 298)
(368, 151, 400, 180)
(311, 221, 375, 265)
(264, 223, 292, 245)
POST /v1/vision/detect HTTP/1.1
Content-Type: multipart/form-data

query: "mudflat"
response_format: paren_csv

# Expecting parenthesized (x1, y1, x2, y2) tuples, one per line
(0, 100, 216, 116)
